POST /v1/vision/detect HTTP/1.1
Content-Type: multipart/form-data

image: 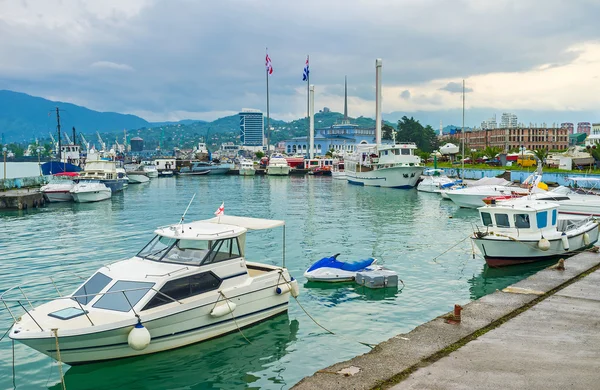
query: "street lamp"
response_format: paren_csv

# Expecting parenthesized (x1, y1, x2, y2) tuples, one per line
(37, 147, 42, 176)
(2, 146, 7, 181)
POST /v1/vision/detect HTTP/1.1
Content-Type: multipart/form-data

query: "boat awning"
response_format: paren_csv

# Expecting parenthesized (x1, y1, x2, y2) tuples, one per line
(205, 215, 285, 230)
(566, 177, 600, 182)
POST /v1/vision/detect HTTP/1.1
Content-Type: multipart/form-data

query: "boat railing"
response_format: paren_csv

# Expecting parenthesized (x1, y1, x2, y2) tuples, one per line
(558, 216, 597, 232)
(1, 280, 183, 330)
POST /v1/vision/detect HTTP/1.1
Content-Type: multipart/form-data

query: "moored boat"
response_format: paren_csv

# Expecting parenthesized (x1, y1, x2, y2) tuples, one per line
(239, 159, 256, 176)
(40, 172, 79, 202)
(70, 181, 112, 203)
(304, 254, 377, 282)
(471, 198, 599, 267)
(266, 154, 290, 176)
(77, 158, 128, 193)
(417, 169, 461, 193)
(179, 162, 231, 175)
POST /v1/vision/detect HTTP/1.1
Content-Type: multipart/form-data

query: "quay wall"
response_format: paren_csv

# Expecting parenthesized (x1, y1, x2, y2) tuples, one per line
(442, 168, 600, 188)
(0, 176, 48, 191)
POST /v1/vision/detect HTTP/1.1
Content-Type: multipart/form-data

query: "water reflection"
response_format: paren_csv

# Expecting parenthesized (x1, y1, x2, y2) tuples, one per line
(468, 260, 558, 300)
(50, 314, 299, 390)
(304, 281, 400, 305)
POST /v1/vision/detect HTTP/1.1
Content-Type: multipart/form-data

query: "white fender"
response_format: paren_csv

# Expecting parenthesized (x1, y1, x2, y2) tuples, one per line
(128, 323, 151, 350)
(276, 283, 291, 295)
(538, 238, 550, 251)
(561, 233, 570, 251)
(583, 232, 591, 246)
(210, 300, 236, 317)
(290, 278, 300, 298)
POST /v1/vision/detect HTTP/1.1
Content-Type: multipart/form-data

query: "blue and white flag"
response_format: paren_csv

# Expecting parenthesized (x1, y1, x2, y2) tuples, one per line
(302, 56, 309, 81)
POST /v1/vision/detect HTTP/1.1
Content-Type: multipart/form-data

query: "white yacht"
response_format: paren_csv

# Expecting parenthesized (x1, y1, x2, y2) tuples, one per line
(417, 169, 461, 193)
(70, 181, 112, 203)
(140, 162, 159, 178)
(40, 173, 79, 202)
(4, 215, 298, 365)
(472, 198, 599, 267)
(266, 154, 290, 176)
(239, 159, 256, 176)
(124, 164, 151, 183)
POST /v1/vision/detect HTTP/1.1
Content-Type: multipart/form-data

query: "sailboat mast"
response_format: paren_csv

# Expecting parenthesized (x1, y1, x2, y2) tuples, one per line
(56, 107, 62, 160)
(461, 80, 465, 177)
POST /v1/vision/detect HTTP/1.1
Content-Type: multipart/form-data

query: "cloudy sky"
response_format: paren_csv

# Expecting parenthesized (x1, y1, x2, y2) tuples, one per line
(1, 0, 599, 126)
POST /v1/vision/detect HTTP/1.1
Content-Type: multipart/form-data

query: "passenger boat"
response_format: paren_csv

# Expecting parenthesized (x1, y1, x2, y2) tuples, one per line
(417, 169, 461, 193)
(239, 159, 256, 176)
(40, 172, 79, 202)
(471, 198, 599, 267)
(266, 154, 291, 176)
(3, 214, 298, 365)
(70, 181, 112, 203)
(304, 254, 377, 282)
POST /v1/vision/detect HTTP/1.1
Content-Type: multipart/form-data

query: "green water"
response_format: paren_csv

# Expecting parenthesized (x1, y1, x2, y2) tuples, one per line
(0, 176, 546, 389)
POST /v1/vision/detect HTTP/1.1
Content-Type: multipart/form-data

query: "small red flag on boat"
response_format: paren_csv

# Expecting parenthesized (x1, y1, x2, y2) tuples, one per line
(214, 202, 224, 216)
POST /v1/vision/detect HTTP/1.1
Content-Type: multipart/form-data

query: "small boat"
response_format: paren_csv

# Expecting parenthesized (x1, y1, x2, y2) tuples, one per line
(77, 158, 128, 193)
(332, 161, 346, 180)
(4, 214, 298, 365)
(40, 172, 79, 202)
(309, 166, 332, 176)
(124, 164, 151, 183)
(70, 181, 112, 203)
(304, 254, 377, 282)
(239, 159, 256, 176)
(471, 198, 599, 267)
(179, 162, 231, 176)
(417, 169, 462, 193)
(266, 154, 291, 176)
(158, 170, 174, 177)
(140, 162, 159, 178)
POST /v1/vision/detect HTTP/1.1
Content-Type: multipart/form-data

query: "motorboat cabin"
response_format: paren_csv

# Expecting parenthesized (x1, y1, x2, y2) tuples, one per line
(5, 215, 298, 365)
(471, 198, 599, 267)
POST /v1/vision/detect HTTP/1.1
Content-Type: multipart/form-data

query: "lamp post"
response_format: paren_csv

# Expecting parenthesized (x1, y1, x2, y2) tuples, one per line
(2, 146, 7, 181)
(37, 147, 42, 176)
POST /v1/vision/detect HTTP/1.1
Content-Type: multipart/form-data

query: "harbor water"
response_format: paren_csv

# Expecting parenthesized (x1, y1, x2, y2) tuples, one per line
(0, 170, 548, 389)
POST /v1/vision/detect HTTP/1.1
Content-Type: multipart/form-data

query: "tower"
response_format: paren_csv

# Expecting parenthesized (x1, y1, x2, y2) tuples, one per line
(344, 76, 348, 121)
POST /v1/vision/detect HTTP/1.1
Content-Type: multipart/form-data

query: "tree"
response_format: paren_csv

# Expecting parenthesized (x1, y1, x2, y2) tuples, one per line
(396, 116, 438, 153)
(533, 148, 548, 164)
(382, 124, 394, 140)
(255, 151, 265, 160)
(325, 148, 334, 158)
(482, 146, 503, 160)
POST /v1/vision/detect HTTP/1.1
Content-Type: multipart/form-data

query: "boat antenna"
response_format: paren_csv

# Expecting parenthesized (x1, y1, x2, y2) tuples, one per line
(179, 193, 196, 229)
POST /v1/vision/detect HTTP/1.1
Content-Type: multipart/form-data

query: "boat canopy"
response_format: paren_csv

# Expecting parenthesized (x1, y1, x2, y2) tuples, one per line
(205, 215, 285, 230)
(155, 221, 247, 240)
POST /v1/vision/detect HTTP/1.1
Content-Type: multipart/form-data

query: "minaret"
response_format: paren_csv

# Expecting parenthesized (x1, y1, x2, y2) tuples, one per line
(344, 76, 348, 121)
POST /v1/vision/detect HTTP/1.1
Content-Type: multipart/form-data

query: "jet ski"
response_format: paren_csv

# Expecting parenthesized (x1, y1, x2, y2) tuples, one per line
(304, 254, 378, 282)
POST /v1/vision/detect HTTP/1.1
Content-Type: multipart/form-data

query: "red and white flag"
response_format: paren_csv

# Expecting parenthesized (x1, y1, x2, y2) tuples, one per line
(214, 202, 224, 216)
(266, 53, 273, 75)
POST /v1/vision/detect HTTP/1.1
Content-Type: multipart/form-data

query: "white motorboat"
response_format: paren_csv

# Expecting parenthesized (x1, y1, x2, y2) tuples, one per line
(70, 181, 112, 203)
(471, 198, 599, 267)
(78, 159, 128, 192)
(331, 161, 346, 180)
(266, 154, 290, 176)
(304, 254, 377, 282)
(4, 214, 299, 365)
(439, 177, 510, 199)
(417, 169, 461, 193)
(345, 142, 424, 188)
(446, 174, 546, 208)
(124, 163, 151, 183)
(239, 159, 256, 176)
(140, 162, 159, 178)
(40, 172, 79, 202)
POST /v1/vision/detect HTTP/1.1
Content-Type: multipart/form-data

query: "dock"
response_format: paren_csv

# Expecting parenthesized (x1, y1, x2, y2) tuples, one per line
(293, 251, 600, 390)
(0, 188, 46, 210)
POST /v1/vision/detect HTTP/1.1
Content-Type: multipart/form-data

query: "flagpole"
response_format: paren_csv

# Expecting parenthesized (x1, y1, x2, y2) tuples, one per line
(266, 54, 270, 156)
(306, 54, 310, 159)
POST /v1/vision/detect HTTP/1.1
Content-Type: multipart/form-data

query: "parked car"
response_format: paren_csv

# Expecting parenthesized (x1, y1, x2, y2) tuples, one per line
(486, 159, 501, 166)
(475, 157, 489, 164)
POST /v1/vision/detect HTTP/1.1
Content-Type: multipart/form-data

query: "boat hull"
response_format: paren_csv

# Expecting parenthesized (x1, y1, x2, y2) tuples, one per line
(126, 173, 150, 184)
(71, 190, 111, 203)
(472, 223, 599, 267)
(239, 168, 256, 176)
(100, 180, 126, 193)
(346, 166, 423, 188)
(43, 190, 73, 202)
(41, 162, 81, 176)
(267, 166, 290, 176)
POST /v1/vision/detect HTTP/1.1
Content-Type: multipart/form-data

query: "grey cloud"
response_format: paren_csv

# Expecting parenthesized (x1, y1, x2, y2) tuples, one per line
(439, 82, 473, 94)
(400, 90, 411, 100)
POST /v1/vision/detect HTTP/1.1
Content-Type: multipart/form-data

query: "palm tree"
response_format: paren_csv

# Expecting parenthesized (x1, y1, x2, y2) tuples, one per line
(533, 148, 548, 165)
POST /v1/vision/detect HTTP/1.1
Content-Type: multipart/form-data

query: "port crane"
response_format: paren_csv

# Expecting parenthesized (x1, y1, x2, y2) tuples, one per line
(96, 131, 106, 151)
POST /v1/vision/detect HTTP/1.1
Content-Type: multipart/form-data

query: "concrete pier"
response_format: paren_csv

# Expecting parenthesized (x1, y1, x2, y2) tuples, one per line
(293, 251, 600, 390)
(0, 189, 46, 210)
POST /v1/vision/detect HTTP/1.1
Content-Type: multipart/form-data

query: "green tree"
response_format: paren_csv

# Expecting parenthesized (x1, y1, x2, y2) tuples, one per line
(255, 151, 265, 159)
(482, 146, 503, 160)
(325, 148, 334, 157)
(382, 124, 394, 140)
(533, 148, 548, 164)
(396, 116, 438, 152)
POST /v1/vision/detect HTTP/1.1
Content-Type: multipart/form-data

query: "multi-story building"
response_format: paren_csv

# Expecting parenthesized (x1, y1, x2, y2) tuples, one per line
(577, 122, 591, 135)
(560, 122, 574, 135)
(481, 115, 497, 130)
(282, 122, 375, 155)
(586, 123, 600, 147)
(500, 112, 518, 128)
(442, 126, 568, 151)
(239, 109, 264, 147)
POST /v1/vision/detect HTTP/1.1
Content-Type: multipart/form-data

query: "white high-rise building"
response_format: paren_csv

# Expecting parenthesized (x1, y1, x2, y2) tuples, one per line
(500, 112, 518, 128)
(239, 109, 264, 147)
(481, 114, 497, 130)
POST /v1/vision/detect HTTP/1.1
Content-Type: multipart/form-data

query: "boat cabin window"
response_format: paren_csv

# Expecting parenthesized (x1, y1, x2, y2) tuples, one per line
(401, 149, 410, 155)
(142, 272, 222, 310)
(137, 235, 178, 261)
(494, 214, 510, 228)
(515, 214, 531, 229)
(552, 209, 557, 225)
(201, 238, 242, 265)
(536, 211, 548, 229)
(93, 281, 155, 312)
(481, 212, 493, 226)
(138, 235, 241, 265)
(73, 272, 112, 305)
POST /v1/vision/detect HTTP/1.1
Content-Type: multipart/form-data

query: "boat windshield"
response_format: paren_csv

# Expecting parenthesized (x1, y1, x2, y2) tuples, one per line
(137, 235, 241, 265)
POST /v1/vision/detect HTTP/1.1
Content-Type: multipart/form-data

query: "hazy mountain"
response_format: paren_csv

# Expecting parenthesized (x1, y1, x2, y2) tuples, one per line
(0, 90, 149, 142)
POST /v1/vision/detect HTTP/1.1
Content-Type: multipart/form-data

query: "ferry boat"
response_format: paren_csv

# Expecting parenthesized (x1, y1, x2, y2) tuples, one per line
(3, 214, 299, 365)
(471, 198, 599, 267)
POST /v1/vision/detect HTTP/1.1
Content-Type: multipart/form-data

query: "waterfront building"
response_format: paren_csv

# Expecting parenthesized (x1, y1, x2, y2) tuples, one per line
(283, 122, 374, 156)
(481, 115, 497, 130)
(577, 122, 591, 135)
(500, 113, 518, 128)
(441, 126, 568, 151)
(585, 123, 600, 147)
(239, 109, 264, 147)
(560, 122, 574, 135)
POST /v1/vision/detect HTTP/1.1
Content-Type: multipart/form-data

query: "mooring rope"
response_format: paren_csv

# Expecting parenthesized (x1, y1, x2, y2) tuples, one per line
(0, 324, 11, 342)
(52, 329, 66, 390)
(219, 292, 252, 345)
(432, 235, 473, 263)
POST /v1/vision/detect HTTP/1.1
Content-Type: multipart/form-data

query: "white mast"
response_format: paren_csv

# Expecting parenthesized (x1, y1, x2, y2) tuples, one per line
(309, 85, 315, 159)
(375, 58, 382, 146)
(461, 79, 465, 177)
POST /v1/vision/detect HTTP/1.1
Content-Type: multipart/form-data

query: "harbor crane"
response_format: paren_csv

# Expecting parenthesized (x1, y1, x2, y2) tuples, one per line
(96, 131, 106, 151)
(80, 133, 90, 153)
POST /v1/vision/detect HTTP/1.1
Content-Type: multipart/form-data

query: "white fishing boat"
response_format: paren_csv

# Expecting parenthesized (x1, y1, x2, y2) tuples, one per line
(266, 154, 290, 176)
(4, 214, 298, 365)
(417, 169, 461, 193)
(472, 198, 599, 267)
(70, 181, 112, 203)
(40, 172, 79, 202)
(344, 59, 423, 188)
(446, 174, 546, 208)
(124, 164, 151, 183)
(239, 159, 256, 176)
